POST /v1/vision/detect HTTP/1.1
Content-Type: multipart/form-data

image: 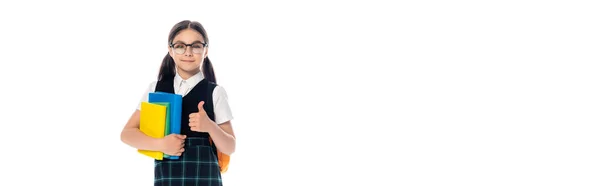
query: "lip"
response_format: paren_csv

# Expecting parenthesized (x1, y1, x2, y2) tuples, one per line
(181, 59, 195, 63)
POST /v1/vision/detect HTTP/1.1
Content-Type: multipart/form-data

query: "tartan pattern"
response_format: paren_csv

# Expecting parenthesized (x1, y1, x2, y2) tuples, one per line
(154, 137, 222, 186)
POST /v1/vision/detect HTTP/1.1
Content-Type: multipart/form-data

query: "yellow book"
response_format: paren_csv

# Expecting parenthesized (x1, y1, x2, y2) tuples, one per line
(138, 102, 167, 160)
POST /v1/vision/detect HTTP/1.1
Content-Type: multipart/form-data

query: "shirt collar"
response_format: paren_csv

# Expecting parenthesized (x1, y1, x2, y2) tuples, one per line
(174, 68, 204, 88)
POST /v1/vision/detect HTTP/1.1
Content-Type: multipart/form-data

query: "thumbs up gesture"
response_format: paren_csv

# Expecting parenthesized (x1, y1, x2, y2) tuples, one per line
(189, 101, 213, 132)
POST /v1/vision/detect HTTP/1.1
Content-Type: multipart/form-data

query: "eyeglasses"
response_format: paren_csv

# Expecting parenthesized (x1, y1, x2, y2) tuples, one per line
(169, 42, 207, 55)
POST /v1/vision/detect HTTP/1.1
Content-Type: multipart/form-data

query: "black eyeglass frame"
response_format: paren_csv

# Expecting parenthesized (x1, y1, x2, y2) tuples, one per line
(169, 42, 208, 54)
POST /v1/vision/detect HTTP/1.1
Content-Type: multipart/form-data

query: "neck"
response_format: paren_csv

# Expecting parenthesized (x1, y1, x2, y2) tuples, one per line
(177, 68, 201, 80)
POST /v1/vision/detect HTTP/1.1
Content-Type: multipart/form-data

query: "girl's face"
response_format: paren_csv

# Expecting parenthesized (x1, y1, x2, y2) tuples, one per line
(169, 28, 208, 75)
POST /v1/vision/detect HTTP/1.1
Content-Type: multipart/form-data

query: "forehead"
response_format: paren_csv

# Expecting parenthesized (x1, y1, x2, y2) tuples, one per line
(173, 29, 204, 43)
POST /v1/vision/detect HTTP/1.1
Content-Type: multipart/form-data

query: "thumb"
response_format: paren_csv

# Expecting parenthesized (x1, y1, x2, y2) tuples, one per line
(198, 101, 205, 111)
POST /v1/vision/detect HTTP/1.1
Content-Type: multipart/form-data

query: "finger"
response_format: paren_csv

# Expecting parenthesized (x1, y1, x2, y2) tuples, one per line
(177, 134, 187, 139)
(180, 148, 185, 153)
(198, 101, 205, 111)
(189, 113, 197, 118)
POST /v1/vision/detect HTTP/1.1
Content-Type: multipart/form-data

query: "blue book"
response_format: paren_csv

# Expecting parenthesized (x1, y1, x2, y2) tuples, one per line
(149, 91, 183, 160)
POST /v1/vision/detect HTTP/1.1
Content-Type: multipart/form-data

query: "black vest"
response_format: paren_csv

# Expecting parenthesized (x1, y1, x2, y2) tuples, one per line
(155, 77, 217, 138)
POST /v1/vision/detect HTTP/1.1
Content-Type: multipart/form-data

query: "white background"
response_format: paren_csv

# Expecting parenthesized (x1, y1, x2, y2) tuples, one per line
(1, 0, 599, 185)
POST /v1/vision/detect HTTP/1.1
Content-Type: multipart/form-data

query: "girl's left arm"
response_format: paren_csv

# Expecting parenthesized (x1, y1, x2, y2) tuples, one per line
(207, 121, 236, 155)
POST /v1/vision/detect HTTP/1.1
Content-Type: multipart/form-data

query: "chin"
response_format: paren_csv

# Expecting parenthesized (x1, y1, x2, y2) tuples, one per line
(178, 65, 201, 73)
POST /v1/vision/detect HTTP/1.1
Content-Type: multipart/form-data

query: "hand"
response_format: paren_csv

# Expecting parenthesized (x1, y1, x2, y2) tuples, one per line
(159, 134, 186, 156)
(189, 101, 213, 132)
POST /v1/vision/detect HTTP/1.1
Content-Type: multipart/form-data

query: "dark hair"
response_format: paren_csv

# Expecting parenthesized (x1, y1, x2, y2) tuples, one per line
(158, 20, 216, 83)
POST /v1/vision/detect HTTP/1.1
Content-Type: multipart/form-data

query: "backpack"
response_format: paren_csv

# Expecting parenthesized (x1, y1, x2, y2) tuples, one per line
(209, 137, 230, 174)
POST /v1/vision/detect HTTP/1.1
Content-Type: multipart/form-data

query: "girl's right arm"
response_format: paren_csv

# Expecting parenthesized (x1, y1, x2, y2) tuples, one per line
(120, 110, 163, 151)
(121, 110, 187, 156)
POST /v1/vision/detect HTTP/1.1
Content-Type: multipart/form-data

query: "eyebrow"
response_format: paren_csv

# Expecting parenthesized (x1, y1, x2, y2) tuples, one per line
(172, 40, 204, 44)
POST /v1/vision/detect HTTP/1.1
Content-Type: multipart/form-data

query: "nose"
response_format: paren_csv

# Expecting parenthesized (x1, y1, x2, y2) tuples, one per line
(184, 46, 193, 57)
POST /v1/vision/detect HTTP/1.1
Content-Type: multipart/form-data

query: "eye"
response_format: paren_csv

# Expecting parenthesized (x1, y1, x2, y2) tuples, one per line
(192, 44, 203, 48)
(174, 44, 186, 49)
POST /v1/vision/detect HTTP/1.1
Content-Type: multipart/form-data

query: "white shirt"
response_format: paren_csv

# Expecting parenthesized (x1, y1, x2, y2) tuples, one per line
(136, 71, 234, 125)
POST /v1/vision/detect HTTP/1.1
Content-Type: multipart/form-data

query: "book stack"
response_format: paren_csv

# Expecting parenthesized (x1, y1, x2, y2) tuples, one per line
(138, 92, 183, 160)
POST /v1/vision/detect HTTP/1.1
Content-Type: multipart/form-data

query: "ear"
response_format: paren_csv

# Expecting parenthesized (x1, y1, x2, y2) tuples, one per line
(204, 46, 209, 57)
(168, 45, 174, 58)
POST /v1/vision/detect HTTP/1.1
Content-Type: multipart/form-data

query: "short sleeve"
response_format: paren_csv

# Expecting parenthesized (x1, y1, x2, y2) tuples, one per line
(212, 85, 234, 124)
(136, 81, 157, 110)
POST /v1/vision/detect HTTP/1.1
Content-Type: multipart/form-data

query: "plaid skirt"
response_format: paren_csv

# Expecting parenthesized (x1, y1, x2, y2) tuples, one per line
(154, 136, 222, 186)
